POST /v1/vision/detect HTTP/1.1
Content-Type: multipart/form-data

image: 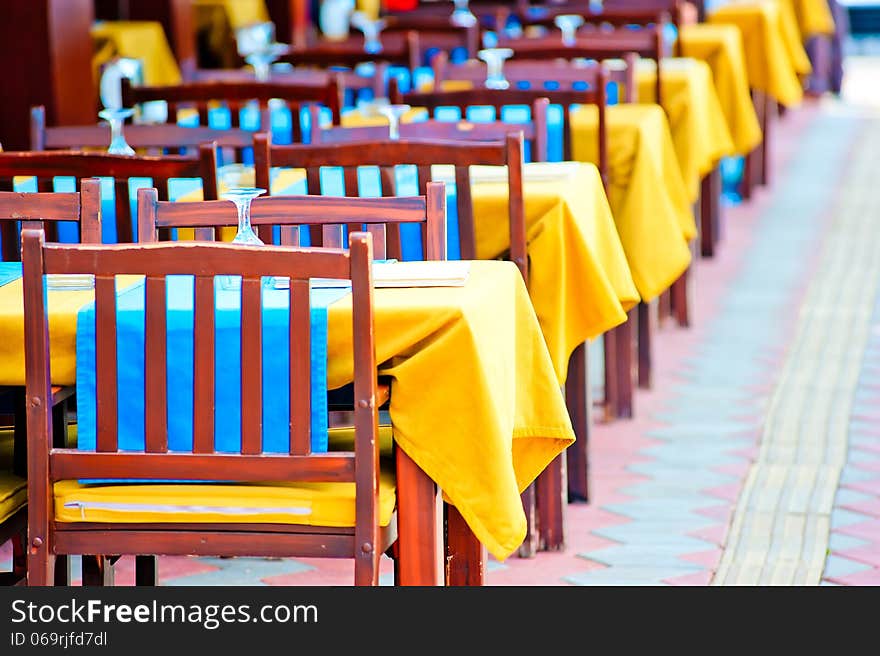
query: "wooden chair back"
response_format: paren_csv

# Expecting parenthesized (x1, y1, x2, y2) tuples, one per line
(137, 182, 447, 263)
(381, 14, 481, 61)
(309, 101, 549, 163)
(281, 31, 422, 73)
(0, 178, 102, 261)
(253, 132, 528, 283)
(21, 228, 388, 586)
(121, 77, 343, 144)
(495, 28, 663, 109)
(30, 105, 256, 165)
(0, 146, 219, 243)
(392, 69, 607, 182)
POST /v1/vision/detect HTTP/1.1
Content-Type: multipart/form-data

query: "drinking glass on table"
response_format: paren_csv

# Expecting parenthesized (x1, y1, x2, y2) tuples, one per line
(350, 11, 387, 55)
(220, 187, 268, 289)
(478, 48, 513, 90)
(98, 108, 136, 156)
(450, 0, 478, 28)
(376, 104, 411, 140)
(554, 15, 585, 47)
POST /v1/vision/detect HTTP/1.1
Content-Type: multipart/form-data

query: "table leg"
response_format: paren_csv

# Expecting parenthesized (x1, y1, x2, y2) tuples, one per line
(517, 484, 539, 557)
(445, 504, 486, 586)
(613, 311, 635, 418)
(536, 454, 566, 551)
(394, 447, 443, 586)
(638, 301, 654, 390)
(760, 94, 775, 188)
(565, 342, 590, 502)
(700, 168, 722, 257)
(135, 555, 159, 585)
(602, 329, 619, 421)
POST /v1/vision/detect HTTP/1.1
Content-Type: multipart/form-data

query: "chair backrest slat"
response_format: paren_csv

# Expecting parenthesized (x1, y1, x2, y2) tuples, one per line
(144, 275, 168, 453)
(95, 274, 118, 453)
(193, 274, 215, 454)
(240, 276, 263, 455)
(290, 279, 312, 456)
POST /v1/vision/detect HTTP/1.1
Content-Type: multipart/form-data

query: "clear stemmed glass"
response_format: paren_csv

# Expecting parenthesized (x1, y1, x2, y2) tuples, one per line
(350, 11, 386, 55)
(98, 107, 136, 155)
(554, 14, 585, 47)
(478, 48, 513, 90)
(224, 187, 266, 246)
(450, 0, 478, 28)
(245, 42, 291, 81)
(221, 187, 267, 289)
(376, 104, 410, 140)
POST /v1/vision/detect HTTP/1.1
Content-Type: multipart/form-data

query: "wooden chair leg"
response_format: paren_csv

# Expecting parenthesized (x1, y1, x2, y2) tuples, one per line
(671, 268, 691, 328)
(81, 555, 115, 586)
(536, 454, 566, 551)
(135, 555, 159, 585)
(637, 301, 654, 389)
(12, 530, 26, 580)
(565, 342, 590, 502)
(445, 504, 486, 586)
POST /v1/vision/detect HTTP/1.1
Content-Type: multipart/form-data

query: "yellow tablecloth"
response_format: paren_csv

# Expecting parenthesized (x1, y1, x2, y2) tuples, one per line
(775, 0, 815, 75)
(636, 58, 736, 202)
(0, 260, 575, 560)
(570, 103, 696, 302)
(792, 0, 836, 37)
(91, 21, 183, 87)
(193, 0, 270, 31)
(179, 160, 637, 384)
(678, 23, 764, 156)
(708, 1, 806, 106)
(439, 162, 639, 380)
(327, 259, 575, 559)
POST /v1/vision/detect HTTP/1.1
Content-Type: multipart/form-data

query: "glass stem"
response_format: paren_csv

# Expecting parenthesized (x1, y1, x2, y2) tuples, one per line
(236, 199, 252, 236)
(389, 117, 400, 140)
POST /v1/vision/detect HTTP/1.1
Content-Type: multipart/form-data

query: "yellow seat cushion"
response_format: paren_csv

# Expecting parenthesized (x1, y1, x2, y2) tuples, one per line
(54, 426, 397, 528)
(0, 428, 27, 525)
(0, 470, 26, 525)
(327, 424, 394, 455)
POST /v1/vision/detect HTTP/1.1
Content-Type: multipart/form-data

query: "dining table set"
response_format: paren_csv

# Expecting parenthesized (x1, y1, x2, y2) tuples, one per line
(0, 0, 839, 586)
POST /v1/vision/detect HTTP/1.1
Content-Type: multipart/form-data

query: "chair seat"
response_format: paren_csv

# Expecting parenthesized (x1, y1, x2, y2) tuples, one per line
(0, 471, 26, 525)
(54, 462, 396, 527)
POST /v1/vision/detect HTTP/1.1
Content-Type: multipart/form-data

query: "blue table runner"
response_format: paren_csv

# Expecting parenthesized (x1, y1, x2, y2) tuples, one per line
(75, 276, 350, 460)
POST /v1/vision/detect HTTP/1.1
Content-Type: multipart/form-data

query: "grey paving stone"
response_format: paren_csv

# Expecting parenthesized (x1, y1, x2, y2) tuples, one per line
(591, 523, 715, 549)
(580, 545, 709, 570)
(830, 507, 874, 529)
(164, 557, 313, 586)
(840, 467, 879, 485)
(829, 532, 871, 552)
(563, 567, 689, 586)
(822, 554, 873, 580)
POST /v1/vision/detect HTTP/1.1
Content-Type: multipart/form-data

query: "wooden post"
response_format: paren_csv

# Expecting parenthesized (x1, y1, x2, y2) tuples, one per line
(265, 0, 314, 46)
(0, 0, 97, 151)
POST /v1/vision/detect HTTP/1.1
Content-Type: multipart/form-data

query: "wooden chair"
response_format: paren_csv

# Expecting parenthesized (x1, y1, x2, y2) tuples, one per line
(281, 31, 423, 73)
(0, 181, 102, 585)
(308, 102, 549, 163)
(392, 77, 606, 180)
(0, 146, 219, 244)
(495, 28, 665, 112)
(252, 132, 527, 283)
(379, 13, 481, 61)
(30, 105, 256, 166)
(21, 228, 401, 586)
(121, 77, 343, 144)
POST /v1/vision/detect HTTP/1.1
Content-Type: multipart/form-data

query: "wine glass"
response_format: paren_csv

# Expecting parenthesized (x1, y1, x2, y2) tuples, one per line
(220, 187, 267, 290)
(350, 11, 386, 55)
(376, 103, 410, 140)
(98, 107, 136, 155)
(245, 42, 291, 82)
(478, 48, 513, 90)
(554, 15, 585, 47)
(450, 0, 478, 28)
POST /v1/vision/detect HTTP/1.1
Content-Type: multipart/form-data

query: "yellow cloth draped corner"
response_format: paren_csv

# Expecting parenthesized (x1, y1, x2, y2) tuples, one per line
(636, 58, 736, 202)
(459, 162, 638, 381)
(776, 0, 814, 75)
(678, 23, 764, 156)
(570, 103, 695, 302)
(327, 260, 575, 560)
(340, 106, 430, 127)
(708, 1, 806, 106)
(193, 0, 270, 31)
(91, 21, 182, 86)
(793, 0, 836, 37)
